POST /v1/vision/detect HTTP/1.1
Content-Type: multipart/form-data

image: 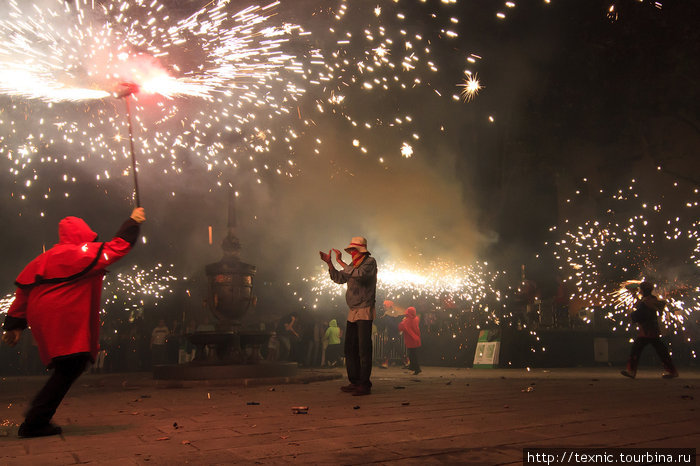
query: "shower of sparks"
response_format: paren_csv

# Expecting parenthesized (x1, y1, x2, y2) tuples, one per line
(546, 174, 700, 355)
(0, 0, 309, 102)
(101, 263, 185, 315)
(296, 259, 505, 320)
(1, 265, 184, 318)
(0, 0, 328, 201)
(0, 1, 658, 206)
(0, 293, 14, 316)
(0, 0, 510, 204)
(457, 73, 482, 102)
(307, 0, 493, 162)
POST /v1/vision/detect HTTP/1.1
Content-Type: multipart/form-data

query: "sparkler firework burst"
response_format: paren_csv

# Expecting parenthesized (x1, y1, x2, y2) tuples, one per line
(0, 293, 14, 316)
(0, 0, 512, 208)
(291, 258, 511, 364)
(299, 259, 505, 323)
(0, 0, 330, 204)
(0, 264, 185, 319)
(547, 175, 700, 354)
(316, 0, 489, 159)
(101, 263, 185, 316)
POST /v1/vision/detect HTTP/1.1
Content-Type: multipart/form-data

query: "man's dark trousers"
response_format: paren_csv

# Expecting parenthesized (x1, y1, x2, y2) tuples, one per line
(345, 320, 373, 388)
(627, 337, 676, 373)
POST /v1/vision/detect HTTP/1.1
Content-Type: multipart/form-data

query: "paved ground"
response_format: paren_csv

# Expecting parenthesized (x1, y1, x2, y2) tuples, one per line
(1, 366, 699, 465)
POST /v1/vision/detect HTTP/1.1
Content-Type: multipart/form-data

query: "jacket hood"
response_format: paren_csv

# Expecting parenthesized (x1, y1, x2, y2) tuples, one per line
(405, 306, 417, 318)
(58, 217, 98, 245)
(329, 319, 338, 327)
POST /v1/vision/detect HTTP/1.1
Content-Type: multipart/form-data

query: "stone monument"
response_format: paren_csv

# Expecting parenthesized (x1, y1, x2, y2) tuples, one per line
(153, 188, 297, 380)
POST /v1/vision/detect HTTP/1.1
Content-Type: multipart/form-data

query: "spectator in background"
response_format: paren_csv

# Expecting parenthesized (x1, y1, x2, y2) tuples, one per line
(398, 306, 422, 375)
(150, 319, 170, 366)
(278, 313, 300, 362)
(554, 275, 571, 328)
(266, 331, 280, 361)
(379, 300, 404, 368)
(323, 319, 343, 367)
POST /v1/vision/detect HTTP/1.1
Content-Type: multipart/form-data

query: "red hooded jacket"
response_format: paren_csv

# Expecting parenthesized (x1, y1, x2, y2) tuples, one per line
(4, 216, 139, 366)
(398, 306, 421, 348)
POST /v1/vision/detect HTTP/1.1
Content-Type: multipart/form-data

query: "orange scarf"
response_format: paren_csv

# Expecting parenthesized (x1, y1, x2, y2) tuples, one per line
(351, 251, 367, 267)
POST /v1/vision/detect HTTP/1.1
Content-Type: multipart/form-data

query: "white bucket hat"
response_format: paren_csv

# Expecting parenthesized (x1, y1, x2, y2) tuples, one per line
(344, 236, 369, 253)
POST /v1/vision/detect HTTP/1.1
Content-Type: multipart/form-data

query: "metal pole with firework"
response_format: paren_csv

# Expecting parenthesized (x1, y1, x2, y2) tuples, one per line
(113, 82, 141, 207)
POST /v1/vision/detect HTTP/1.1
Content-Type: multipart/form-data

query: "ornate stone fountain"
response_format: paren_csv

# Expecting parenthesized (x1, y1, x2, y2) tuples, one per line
(153, 188, 297, 380)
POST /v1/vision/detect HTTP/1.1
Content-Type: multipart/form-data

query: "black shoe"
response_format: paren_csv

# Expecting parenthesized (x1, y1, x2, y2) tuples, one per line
(352, 387, 371, 396)
(662, 371, 679, 379)
(18, 423, 62, 438)
(340, 384, 358, 393)
(413, 369, 422, 375)
(620, 370, 636, 379)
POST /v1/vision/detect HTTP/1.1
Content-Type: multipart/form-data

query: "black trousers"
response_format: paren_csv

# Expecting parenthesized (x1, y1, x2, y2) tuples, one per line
(407, 347, 420, 371)
(345, 320, 373, 388)
(626, 337, 676, 373)
(24, 353, 90, 427)
(326, 344, 342, 365)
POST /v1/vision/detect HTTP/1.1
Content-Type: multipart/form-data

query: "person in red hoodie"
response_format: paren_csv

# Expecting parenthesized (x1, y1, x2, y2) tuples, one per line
(1, 207, 145, 438)
(398, 306, 421, 375)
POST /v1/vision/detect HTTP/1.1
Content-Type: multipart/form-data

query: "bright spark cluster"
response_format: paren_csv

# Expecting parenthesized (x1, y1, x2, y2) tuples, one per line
(298, 259, 504, 317)
(0, 263, 183, 319)
(1, 0, 566, 206)
(547, 175, 700, 354)
(318, 0, 490, 159)
(0, 292, 14, 316)
(101, 263, 184, 315)
(0, 0, 327, 201)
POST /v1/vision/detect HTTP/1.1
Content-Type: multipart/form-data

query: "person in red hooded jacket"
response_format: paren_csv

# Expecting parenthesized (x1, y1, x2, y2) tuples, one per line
(398, 306, 421, 375)
(1, 207, 145, 438)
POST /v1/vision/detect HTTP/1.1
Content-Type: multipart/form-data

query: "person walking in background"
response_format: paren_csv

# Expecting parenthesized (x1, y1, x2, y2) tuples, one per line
(276, 312, 300, 362)
(323, 318, 343, 367)
(379, 300, 405, 368)
(320, 236, 377, 396)
(621, 281, 679, 379)
(266, 331, 280, 361)
(150, 319, 170, 366)
(398, 306, 422, 375)
(1, 207, 145, 438)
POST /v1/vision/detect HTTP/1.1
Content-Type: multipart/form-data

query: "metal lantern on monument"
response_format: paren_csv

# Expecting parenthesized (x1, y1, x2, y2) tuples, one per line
(205, 188, 256, 329)
(153, 188, 297, 380)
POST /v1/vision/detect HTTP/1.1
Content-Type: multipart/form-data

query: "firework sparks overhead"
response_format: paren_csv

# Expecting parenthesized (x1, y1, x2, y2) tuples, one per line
(0, 0, 330, 203)
(457, 72, 482, 102)
(0, 0, 515, 206)
(0, 0, 551, 208)
(101, 263, 185, 315)
(306, 0, 493, 160)
(0, 0, 311, 101)
(547, 174, 700, 353)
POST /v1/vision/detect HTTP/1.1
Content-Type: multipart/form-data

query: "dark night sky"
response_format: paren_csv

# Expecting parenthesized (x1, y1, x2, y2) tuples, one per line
(1, 0, 699, 315)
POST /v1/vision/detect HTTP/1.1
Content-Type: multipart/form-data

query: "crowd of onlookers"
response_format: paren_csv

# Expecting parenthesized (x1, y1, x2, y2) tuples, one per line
(0, 309, 426, 375)
(0, 311, 361, 374)
(264, 312, 346, 367)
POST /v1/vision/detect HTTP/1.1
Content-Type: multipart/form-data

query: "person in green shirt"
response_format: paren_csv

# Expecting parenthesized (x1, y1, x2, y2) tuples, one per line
(323, 319, 342, 367)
